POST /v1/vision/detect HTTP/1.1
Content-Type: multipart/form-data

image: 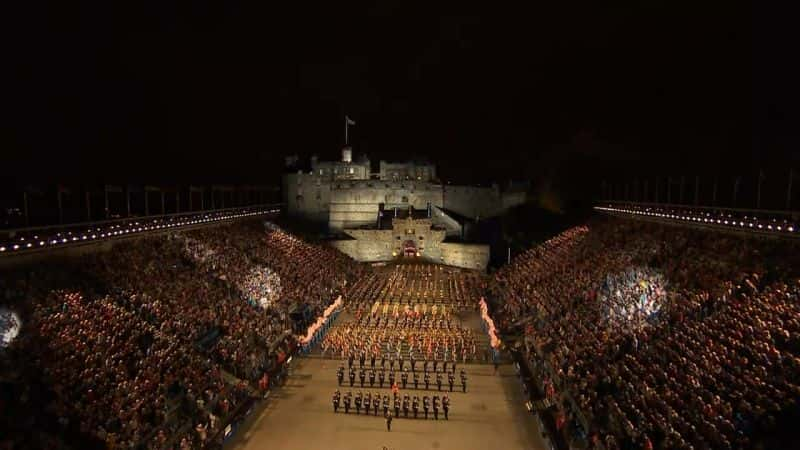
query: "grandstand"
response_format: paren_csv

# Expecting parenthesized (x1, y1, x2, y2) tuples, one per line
(2, 197, 799, 450)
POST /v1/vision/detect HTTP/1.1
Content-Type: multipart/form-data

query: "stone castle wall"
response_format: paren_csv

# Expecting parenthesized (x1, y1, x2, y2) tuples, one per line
(284, 173, 526, 231)
(439, 242, 491, 270)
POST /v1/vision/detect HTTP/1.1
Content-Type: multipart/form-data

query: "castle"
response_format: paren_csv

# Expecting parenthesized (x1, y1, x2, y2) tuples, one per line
(283, 147, 527, 270)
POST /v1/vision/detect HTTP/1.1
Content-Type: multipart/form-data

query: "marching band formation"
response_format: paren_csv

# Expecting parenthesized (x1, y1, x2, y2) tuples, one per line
(324, 263, 486, 428)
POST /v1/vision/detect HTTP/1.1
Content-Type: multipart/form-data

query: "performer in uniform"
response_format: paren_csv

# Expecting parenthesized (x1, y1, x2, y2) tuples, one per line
(364, 392, 371, 414)
(382, 394, 390, 417)
(378, 369, 385, 388)
(460, 370, 467, 393)
(433, 395, 440, 420)
(394, 396, 400, 418)
(343, 391, 351, 413)
(412, 395, 420, 419)
(337, 366, 344, 386)
(436, 372, 443, 391)
(443, 395, 450, 420)
(448, 372, 455, 392)
(359, 369, 366, 388)
(333, 390, 340, 412)
(413, 371, 420, 389)
(424, 372, 430, 390)
(402, 395, 410, 418)
(423, 395, 430, 419)
(349, 368, 355, 387)
(369, 369, 376, 387)
(355, 391, 362, 414)
(373, 392, 380, 415)
(401, 369, 408, 389)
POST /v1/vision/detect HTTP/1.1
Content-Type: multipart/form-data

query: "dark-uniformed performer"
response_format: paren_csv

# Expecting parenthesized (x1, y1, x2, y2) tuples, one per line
(337, 366, 344, 386)
(370, 354, 376, 369)
(359, 352, 366, 369)
(359, 369, 366, 387)
(398, 355, 404, 371)
(401, 370, 408, 389)
(383, 395, 390, 417)
(385, 411, 393, 432)
(448, 372, 455, 392)
(402, 395, 410, 418)
(424, 372, 430, 390)
(433, 359, 438, 373)
(364, 392, 371, 413)
(443, 395, 450, 420)
(410, 355, 416, 372)
(451, 361, 457, 373)
(378, 369, 385, 388)
(460, 370, 467, 393)
(333, 390, 340, 413)
(380, 354, 386, 369)
(355, 391, 362, 414)
(413, 371, 420, 389)
(348, 353, 354, 369)
(432, 395, 440, 420)
(394, 396, 400, 418)
(389, 357, 396, 371)
(343, 392, 351, 413)
(388, 370, 395, 387)
(442, 361, 448, 374)
(423, 396, 430, 419)
(436, 372, 443, 391)
(423, 360, 429, 373)
(349, 368, 356, 387)
(369, 369, 376, 387)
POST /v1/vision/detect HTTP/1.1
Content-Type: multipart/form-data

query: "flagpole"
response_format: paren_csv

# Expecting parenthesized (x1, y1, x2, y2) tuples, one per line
(757, 169, 763, 209)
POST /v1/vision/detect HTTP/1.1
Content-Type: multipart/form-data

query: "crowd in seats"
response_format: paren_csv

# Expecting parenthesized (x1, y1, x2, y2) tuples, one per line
(488, 218, 800, 450)
(0, 220, 363, 450)
(183, 222, 366, 328)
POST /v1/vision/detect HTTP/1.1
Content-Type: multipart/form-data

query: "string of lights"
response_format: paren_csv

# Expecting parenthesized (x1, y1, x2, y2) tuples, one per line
(595, 204, 797, 236)
(0, 205, 282, 254)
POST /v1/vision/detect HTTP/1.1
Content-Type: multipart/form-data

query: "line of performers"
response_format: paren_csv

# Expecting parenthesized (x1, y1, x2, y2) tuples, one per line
(346, 352, 464, 374)
(332, 390, 451, 420)
(338, 364, 467, 393)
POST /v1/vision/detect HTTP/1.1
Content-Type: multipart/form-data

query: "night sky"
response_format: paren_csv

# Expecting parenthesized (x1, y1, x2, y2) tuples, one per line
(1, 2, 793, 202)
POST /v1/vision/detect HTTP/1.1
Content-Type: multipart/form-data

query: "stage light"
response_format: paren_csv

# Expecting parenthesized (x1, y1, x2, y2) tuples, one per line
(0, 247, 5, 252)
(12, 245, 19, 250)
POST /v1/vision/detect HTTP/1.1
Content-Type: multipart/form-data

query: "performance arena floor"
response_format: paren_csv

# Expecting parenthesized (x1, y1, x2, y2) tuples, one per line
(225, 355, 546, 450)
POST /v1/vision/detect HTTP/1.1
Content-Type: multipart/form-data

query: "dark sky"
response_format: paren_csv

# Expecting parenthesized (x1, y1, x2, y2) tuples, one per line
(1, 1, 792, 193)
